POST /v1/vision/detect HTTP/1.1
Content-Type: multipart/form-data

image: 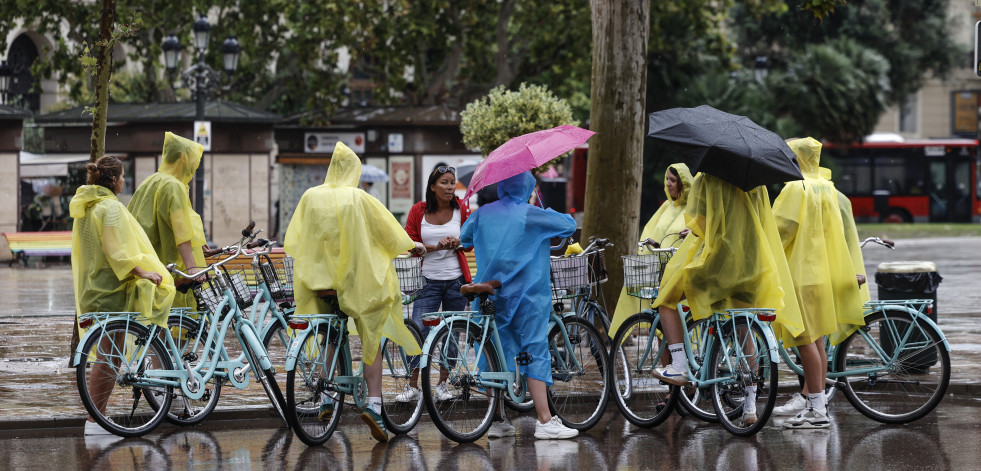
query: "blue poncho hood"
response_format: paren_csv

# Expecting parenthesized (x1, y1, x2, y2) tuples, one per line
(497, 171, 537, 202)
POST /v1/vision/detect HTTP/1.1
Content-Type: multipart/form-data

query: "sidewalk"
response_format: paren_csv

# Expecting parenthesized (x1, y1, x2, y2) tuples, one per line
(2, 236, 980, 431)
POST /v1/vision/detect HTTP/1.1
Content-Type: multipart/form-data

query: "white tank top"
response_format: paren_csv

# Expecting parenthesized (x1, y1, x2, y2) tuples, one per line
(420, 209, 463, 280)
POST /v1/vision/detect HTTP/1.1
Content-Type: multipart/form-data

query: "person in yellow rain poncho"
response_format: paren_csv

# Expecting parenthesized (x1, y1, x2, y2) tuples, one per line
(770, 138, 869, 426)
(127, 132, 207, 308)
(284, 142, 423, 443)
(609, 162, 693, 338)
(70, 156, 175, 435)
(651, 172, 804, 425)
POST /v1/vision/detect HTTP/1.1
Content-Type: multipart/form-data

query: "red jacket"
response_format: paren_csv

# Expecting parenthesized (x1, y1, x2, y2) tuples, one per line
(404, 199, 472, 283)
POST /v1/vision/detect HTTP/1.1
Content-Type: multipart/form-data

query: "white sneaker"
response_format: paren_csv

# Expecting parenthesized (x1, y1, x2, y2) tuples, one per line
(84, 420, 113, 436)
(773, 393, 808, 416)
(783, 408, 831, 429)
(652, 365, 689, 386)
(394, 385, 421, 403)
(434, 382, 456, 401)
(487, 420, 515, 438)
(534, 416, 579, 440)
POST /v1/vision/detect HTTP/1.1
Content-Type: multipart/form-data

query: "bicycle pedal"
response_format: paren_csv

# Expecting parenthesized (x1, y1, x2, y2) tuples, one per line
(515, 352, 532, 366)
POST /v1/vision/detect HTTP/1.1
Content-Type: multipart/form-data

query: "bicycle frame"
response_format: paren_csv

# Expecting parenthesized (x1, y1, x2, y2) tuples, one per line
(284, 313, 371, 408)
(416, 308, 581, 405)
(778, 299, 950, 381)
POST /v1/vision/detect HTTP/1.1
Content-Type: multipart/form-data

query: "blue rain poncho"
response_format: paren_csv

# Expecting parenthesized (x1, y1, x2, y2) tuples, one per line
(284, 142, 421, 364)
(610, 163, 693, 337)
(127, 132, 206, 308)
(460, 172, 577, 385)
(653, 173, 805, 344)
(772, 138, 867, 346)
(71, 185, 176, 328)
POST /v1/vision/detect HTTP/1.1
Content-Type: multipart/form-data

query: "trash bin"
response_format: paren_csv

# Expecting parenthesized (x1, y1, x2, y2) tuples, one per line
(874, 261, 943, 372)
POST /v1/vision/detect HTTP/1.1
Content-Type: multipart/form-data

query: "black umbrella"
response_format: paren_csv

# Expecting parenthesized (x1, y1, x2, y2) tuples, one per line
(647, 105, 803, 191)
(456, 163, 478, 187)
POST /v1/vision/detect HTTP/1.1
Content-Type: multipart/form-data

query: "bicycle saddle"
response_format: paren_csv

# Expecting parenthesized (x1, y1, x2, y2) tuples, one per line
(460, 280, 501, 298)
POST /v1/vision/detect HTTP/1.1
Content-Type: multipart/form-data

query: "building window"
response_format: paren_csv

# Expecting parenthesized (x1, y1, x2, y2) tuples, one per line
(899, 94, 918, 134)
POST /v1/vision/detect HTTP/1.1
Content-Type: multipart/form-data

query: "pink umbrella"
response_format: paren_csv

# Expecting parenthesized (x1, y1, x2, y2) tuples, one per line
(463, 125, 596, 202)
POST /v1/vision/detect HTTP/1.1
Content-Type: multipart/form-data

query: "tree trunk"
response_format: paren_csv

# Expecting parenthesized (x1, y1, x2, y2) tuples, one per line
(89, 0, 115, 163)
(582, 1, 650, 327)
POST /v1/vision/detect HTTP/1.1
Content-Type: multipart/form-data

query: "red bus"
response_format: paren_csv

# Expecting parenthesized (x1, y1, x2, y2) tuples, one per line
(822, 138, 979, 223)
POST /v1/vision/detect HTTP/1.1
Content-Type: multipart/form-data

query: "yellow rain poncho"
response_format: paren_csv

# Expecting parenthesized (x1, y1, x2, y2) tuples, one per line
(610, 163, 693, 337)
(71, 185, 176, 328)
(127, 132, 206, 308)
(773, 138, 866, 346)
(653, 173, 804, 343)
(284, 142, 421, 364)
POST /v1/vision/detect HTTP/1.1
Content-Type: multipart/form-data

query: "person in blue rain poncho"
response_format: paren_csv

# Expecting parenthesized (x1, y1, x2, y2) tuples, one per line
(460, 171, 580, 440)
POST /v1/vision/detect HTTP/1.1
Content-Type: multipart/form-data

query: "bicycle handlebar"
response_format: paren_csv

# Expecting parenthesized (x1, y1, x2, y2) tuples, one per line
(168, 222, 264, 279)
(860, 236, 895, 249)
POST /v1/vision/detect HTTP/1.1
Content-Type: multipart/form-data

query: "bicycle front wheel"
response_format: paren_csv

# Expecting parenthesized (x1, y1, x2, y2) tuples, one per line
(834, 309, 950, 424)
(548, 316, 610, 430)
(381, 321, 426, 434)
(76, 320, 173, 437)
(286, 323, 350, 446)
(709, 317, 777, 437)
(609, 312, 677, 428)
(422, 320, 497, 443)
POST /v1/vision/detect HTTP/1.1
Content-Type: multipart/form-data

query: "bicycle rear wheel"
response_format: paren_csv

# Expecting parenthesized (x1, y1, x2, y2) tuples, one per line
(422, 320, 497, 443)
(709, 317, 777, 436)
(609, 312, 677, 428)
(286, 322, 350, 446)
(834, 309, 950, 424)
(156, 313, 222, 426)
(76, 320, 173, 437)
(381, 321, 426, 434)
(548, 316, 610, 430)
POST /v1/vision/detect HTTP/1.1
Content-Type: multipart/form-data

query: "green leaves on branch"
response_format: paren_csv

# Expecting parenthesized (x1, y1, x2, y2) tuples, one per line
(460, 83, 576, 172)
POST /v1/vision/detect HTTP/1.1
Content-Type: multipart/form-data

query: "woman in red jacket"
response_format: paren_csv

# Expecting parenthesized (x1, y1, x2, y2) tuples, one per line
(396, 165, 472, 403)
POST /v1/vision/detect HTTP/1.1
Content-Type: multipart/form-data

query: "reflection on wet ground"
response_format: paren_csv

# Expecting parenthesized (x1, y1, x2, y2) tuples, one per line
(2, 395, 980, 471)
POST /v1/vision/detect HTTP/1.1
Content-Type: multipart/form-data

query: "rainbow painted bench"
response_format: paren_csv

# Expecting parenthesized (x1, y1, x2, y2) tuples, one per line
(2, 231, 73, 267)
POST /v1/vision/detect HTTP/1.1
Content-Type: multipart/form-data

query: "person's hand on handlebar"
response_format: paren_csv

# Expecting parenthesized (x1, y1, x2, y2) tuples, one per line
(679, 228, 690, 238)
(132, 267, 164, 286)
(187, 266, 206, 282)
(643, 238, 660, 249)
(409, 241, 427, 256)
(857, 274, 866, 287)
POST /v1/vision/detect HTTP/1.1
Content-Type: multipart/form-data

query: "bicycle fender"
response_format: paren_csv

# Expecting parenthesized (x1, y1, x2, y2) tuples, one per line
(284, 325, 316, 371)
(756, 319, 782, 363)
(417, 313, 475, 369)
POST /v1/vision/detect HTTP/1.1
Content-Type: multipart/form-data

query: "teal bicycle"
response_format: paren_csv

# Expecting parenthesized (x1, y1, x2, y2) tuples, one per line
(282, 256, 426, 446)
(418, 279, 612, 443)
(610, 243, 780, 436)
(73, 223, 288, 437)
(776, 237, 950, 424)
(162, 238, 296, 425)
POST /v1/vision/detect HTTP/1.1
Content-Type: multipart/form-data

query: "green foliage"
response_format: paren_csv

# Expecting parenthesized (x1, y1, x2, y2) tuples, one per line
(460, 83, 577, 170)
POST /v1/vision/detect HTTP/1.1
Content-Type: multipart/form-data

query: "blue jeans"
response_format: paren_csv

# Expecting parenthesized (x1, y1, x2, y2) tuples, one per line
(410, 276, 467, 369)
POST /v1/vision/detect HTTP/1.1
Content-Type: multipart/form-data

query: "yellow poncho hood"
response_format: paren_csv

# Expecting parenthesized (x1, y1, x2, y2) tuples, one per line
(610, 162, 693, 337)
(284, 142, 420, 363)
(653, 173, 804, 341)
(71, 185, 175, 327)
(159, 131, 204, 186)
(773, 138, 867, 345)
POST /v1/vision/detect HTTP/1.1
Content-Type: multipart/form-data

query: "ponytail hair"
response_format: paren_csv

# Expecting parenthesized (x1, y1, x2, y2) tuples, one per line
(86, 155, 123, 190)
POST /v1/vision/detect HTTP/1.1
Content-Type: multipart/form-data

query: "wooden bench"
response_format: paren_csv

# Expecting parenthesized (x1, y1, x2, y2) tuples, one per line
(2, 231, 73, 267)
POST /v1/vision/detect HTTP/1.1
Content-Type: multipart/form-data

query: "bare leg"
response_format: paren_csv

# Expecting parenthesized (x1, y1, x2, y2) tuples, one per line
(88, 334, 120, 422)
(364, 349, 384, 399)
(658, 305, 684, 345)
(797, 342, 825, 396)
(528, 378, 552, 424)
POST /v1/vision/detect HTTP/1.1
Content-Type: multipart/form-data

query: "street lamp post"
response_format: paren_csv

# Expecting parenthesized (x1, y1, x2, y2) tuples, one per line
(0, 60, 13, 105)
(161, 13, 241, 215)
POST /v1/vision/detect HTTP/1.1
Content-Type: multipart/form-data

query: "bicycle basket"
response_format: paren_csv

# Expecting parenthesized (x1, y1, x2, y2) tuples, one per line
(587, 248, 608, 285)
(193, 267, 254, 314)
(254, 254, 294, 301)
(550, 255, 590, 300)
(622, 251, 672, 299)
(393, 256, 424, 294)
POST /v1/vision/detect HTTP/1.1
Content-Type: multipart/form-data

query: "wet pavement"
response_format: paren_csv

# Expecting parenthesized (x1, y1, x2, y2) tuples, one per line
(0, 236, 979, 469)
(1, 395, 980, 470)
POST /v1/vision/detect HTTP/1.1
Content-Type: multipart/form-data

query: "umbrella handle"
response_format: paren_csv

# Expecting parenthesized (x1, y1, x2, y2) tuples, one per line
(534, 188, 545, 209)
